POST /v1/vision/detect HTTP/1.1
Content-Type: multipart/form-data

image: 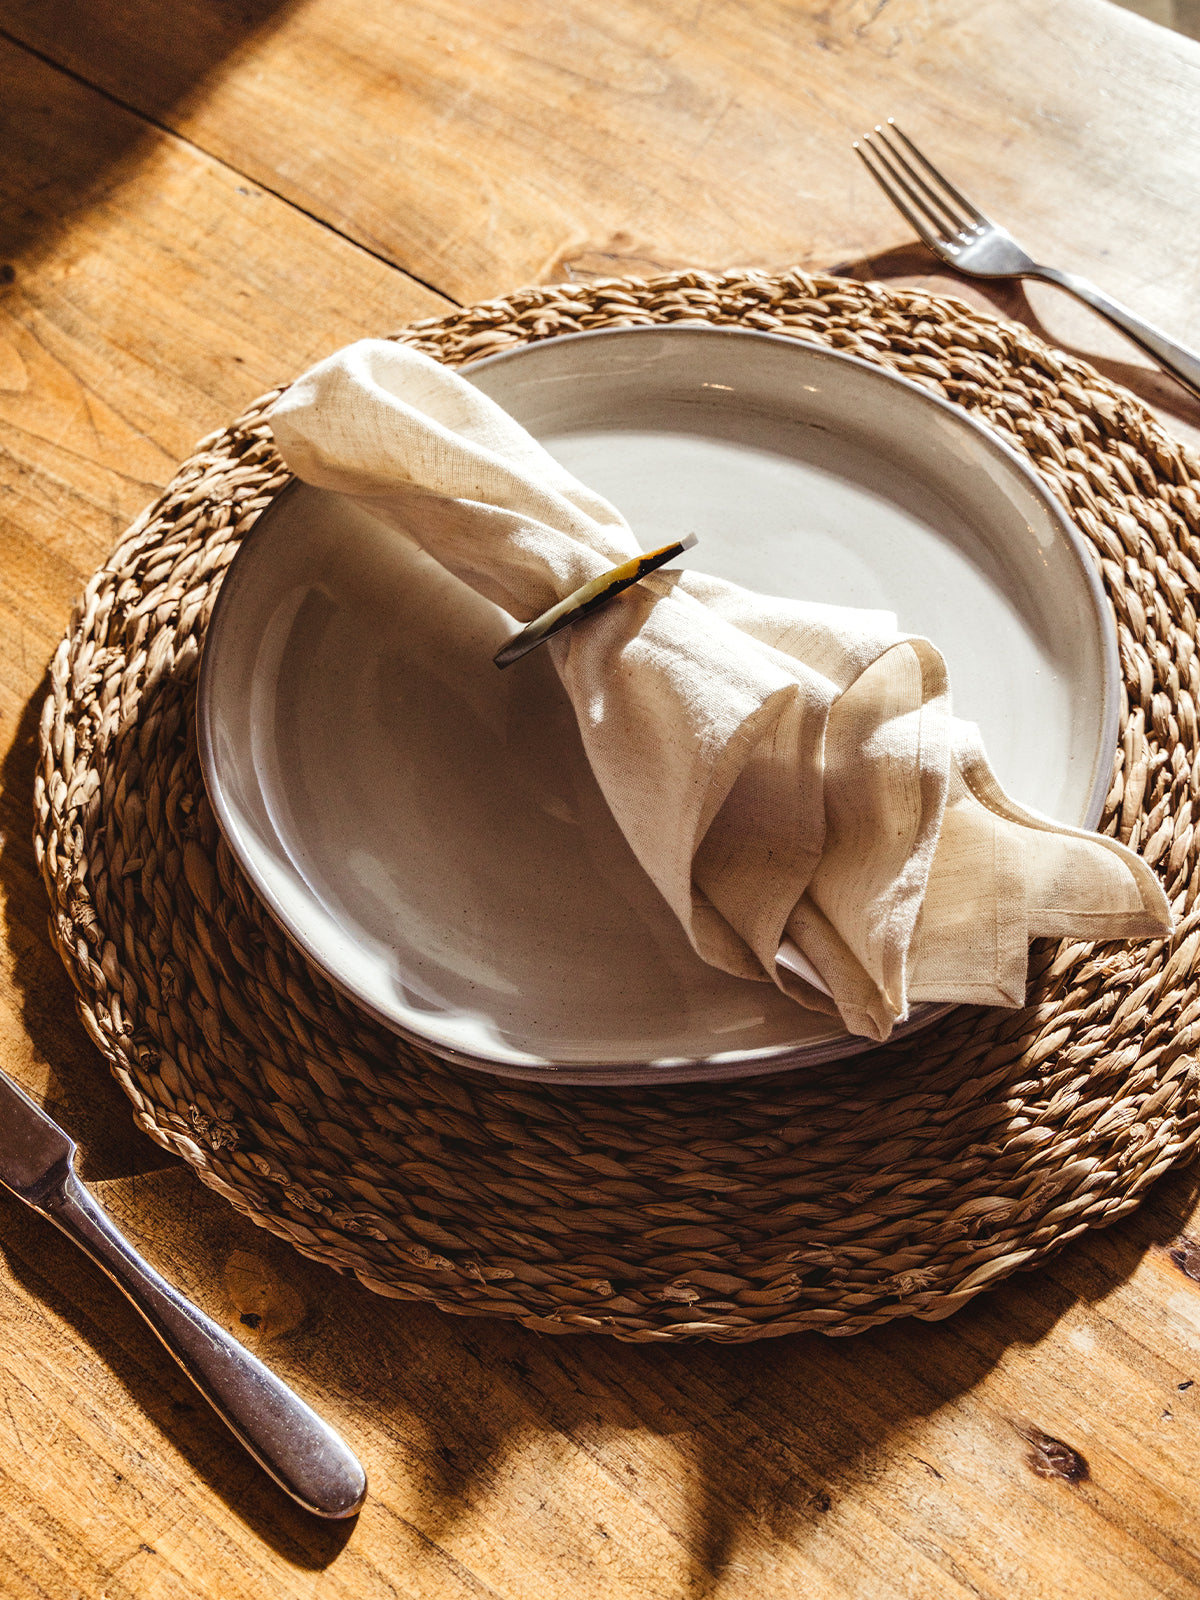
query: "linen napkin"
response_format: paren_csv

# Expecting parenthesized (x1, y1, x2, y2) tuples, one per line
(267, 339, 1172, 1042)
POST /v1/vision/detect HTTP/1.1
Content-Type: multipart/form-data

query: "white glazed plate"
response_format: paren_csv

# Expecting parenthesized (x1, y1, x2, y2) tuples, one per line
(198, 326, 1118, 1084)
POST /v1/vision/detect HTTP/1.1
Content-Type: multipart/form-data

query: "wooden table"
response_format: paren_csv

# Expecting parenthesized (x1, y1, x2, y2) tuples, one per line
(3, 2, 1200, 1594)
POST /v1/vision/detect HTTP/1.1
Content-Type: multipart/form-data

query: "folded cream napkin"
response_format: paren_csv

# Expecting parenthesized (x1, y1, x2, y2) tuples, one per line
(268, 339, 1171, 1041)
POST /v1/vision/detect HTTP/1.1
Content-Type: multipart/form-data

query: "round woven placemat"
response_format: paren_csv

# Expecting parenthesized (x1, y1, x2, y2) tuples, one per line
(34, 269, 1200, 1341)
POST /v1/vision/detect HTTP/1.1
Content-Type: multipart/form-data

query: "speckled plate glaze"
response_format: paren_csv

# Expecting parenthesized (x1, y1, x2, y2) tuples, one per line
(197, 325, 1118, 1084)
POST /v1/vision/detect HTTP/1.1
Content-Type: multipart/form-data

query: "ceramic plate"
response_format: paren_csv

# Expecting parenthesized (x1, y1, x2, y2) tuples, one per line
(198, 326, 1118, 1084)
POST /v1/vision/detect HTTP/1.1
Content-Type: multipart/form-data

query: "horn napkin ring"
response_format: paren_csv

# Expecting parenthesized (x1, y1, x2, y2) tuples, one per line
(493, 534, 698, 668)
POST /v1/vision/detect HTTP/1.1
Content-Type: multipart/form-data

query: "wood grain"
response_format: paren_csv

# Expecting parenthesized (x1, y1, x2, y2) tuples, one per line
(5, 0, 1200, 444)
(4, 1157, 1200, 1598)
(1, 2, 1200, 1595)
(2, 0, 1198, 325)
(0, 32, 446, 1171)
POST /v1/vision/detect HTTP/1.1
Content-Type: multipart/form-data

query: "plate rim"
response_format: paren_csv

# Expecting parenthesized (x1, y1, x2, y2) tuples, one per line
(197, 323, 1120, 1083)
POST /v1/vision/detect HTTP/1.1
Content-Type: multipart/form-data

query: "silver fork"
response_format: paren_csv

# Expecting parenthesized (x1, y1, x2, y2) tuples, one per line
(855, 120, 1200, 402)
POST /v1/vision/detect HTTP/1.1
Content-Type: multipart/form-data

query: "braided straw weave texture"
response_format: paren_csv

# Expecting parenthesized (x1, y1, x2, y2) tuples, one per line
(33, 270, 1200, 1341)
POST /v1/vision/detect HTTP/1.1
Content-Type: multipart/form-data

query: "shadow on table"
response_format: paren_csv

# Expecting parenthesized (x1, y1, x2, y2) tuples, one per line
(0, 680, 163, 1180)
(0, 0, 302, 271)
(0, 684, 356, 1564)
(4, 664, 1200, 1589)
(0, 1199, 359, 1566)
(829, 242, 1200, 443)
(387, 1161, 1200, 1592)
(15, 1161, 1197, 1594)
(4, 1143, 1198, 1594)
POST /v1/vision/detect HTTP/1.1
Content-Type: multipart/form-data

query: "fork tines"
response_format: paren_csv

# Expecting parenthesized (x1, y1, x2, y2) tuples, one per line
(854, 120, 984, 248)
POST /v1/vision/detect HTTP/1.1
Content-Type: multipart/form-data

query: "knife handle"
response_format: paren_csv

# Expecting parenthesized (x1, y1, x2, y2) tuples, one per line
(45, 1169, 366, 1519)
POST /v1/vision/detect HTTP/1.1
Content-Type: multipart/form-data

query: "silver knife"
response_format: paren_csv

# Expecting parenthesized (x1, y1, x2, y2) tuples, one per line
(0, 1065, 366, 1519)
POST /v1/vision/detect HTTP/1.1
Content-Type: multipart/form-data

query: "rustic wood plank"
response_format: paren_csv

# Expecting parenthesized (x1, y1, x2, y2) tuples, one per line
(6, 0, 1200, 448)
(3, 0, 1199, 400)
(1, 1154, 1195, 1600)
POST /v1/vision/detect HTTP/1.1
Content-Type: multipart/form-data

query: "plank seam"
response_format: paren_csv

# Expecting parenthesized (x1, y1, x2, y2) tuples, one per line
(0, 24, 462, 310)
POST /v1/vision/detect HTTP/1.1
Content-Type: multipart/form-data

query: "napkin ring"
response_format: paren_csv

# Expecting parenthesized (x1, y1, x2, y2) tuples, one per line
(493, 534, 698, 668)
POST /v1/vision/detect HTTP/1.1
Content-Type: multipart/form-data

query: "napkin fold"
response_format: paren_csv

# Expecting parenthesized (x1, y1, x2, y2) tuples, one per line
(267, 339, 1171, 1041)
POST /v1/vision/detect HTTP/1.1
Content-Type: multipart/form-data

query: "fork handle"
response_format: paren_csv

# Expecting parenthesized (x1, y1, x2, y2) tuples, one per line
(45, 1168, 367, 1519)
(1030, 266, 1200, 402)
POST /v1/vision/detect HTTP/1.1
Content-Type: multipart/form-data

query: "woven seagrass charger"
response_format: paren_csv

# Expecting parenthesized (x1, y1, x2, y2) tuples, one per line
(34, 269, 1200, 1342)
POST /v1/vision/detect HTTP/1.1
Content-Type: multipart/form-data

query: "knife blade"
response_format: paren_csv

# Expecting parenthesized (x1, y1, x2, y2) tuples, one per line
(0, 1066, 366, 1519)
(0, 1068, 75, 1205)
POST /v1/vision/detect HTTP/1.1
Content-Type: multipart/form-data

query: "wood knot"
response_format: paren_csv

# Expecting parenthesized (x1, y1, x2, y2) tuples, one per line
(223, 1249, 306, 1340)
(1168, 1233, 1200, 1283)
(1017, 1424, 1089, 1484)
